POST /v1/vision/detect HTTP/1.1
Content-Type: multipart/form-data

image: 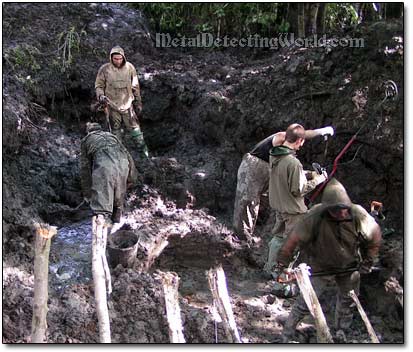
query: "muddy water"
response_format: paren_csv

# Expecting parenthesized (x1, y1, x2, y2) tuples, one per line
(49, 220, 93, 293)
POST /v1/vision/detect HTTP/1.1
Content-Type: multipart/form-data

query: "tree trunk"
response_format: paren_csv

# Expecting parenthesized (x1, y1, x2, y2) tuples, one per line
(287, 3, 298, 36)
(158, 271, 186, 343)
(316, 3, 326, 34)
(306, 3, 319, 35)
(297, 3, 305, 37)
(31, 223, 57, 343)
(294, 264, 334, 343)
(383, 3, 403, 19)
(92, 215, 111, 343)
(207, 265, 242, 343)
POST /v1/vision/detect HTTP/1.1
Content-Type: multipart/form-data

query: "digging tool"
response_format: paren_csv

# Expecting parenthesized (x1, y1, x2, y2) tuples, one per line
(310, 80, 398, 203)
(277, 265, 379, 283)
(349, 290, 380, 343)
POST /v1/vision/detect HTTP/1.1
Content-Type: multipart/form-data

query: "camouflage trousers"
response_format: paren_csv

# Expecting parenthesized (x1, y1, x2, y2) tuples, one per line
(110, 107, 148, 157)
(284, 271, 361, 335)
(233, 153, 269, 241)
(89, 148, 129, 220)
(263, 212, 304, 274)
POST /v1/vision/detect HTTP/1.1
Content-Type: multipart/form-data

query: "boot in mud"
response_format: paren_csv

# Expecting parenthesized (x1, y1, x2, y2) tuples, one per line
(281, 307, 307, 343)
(111, 207, 122, 223)
(130, 128, 150, 160)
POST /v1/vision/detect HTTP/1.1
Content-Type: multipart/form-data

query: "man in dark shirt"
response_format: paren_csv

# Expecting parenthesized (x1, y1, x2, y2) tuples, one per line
(233, 125, 333, 243)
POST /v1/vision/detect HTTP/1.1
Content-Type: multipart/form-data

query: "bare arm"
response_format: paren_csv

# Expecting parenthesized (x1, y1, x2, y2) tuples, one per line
(272, 131, 286, 146)
(277, 231, 301, 266)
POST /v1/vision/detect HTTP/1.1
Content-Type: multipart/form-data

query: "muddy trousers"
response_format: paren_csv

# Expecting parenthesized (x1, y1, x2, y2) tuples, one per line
(263, 212, 304, 274)
(233, 153, 269, 242)
(110, 108, 149, 158)
(90, 149, 129, 222)
(283, 272, 361, 338)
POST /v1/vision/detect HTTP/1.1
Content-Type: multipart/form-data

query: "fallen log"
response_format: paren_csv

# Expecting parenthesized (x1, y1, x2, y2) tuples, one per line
(349, 290, 380, 343)
(293, 263, 334, 343)
(31, 222, 57, 343)
(92, 215, 111, 343)
(207, 265, 242, 343)
(158, 271, 186, 343)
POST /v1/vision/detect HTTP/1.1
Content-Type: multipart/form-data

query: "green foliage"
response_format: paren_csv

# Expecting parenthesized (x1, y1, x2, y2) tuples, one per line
(4, 44, 41, 72)
(325, 3, 359, 31)
(56, 26, 86, 72)
(132, 3, 290, 37)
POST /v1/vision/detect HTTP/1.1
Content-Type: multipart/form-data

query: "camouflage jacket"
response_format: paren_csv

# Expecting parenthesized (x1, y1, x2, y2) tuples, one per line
(80, 130, 137, 198)
(95, 46, 141, 112)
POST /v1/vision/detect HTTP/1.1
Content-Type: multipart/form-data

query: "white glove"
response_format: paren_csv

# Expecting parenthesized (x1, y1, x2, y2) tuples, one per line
(314, 126, 334, 137)
(314, 171, 327, 185)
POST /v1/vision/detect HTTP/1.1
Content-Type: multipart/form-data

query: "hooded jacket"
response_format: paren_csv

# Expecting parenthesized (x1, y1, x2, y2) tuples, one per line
(95, 46, 141, 112)
(277, 178, 382, 273)
(269, 146, 319, 214)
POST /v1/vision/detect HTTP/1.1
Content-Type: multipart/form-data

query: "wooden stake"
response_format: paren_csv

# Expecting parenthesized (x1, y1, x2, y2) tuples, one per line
(349, 290, 380, 343)
(207, 265, 242, 343)
(31, 222, 57, 343)
(92, 215, 111, 343)
(294, 263, 334, 343)
(159, 272, 186, 343)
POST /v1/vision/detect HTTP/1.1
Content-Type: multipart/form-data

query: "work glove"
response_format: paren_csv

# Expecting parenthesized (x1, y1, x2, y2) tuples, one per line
(314, 126, 334, 137)
(133, 99, 143, 115)
(314, 171, 328, 185)
(99, 95, 107, 103)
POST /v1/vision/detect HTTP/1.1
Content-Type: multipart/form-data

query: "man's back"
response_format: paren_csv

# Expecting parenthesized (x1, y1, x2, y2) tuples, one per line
(269, 146, 307, 214)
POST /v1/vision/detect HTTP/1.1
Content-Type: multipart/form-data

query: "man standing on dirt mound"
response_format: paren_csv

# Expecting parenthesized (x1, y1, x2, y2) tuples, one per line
(95, 46, 149, 160)
(80, 122, 138, 224)
(275, 178, 382, 342)
(233, 124, 334, 244)
(263, 123, 332, 276)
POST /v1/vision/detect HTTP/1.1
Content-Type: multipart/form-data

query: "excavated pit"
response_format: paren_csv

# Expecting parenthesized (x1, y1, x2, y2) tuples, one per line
(2, 3, 403, 344)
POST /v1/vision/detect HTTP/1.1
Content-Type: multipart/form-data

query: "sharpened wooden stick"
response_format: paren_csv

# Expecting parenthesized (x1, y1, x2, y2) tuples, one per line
(207, 265, 242, 343)
(92, 215, 111, 343)
(294, 263, 334, 343)
(31, 223, 57, 343)
(159, 272, 186, 343)
(349, 290, 380, 343)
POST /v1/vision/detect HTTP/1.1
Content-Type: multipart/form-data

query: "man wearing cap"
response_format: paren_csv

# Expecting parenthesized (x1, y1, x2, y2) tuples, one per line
(264, 123, 330, 275)
(80, 122, 138, 223)
(233, 124, 334, 244)
(95, 46, 149, 159)
(276, 178, 382, 341)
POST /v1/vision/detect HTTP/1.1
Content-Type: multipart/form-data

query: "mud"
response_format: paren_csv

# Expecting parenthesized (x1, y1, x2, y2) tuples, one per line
(2, 3, 403, 344)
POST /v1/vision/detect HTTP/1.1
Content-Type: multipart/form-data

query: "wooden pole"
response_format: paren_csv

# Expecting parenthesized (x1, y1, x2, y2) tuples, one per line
(207, 265, 242, 343)
(294, 263, 334, 343)
(349, 290, 380, 343)
(159, 272, 186, 343)
(92, 215, 111, 343)
(31, 223, 57, 343)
